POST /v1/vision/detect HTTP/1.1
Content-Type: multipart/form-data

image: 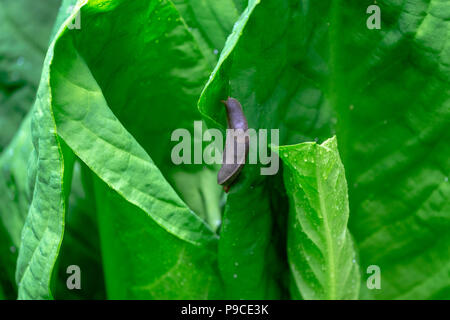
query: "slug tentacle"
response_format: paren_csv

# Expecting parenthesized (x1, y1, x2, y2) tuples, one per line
(217, 97, 249, 192)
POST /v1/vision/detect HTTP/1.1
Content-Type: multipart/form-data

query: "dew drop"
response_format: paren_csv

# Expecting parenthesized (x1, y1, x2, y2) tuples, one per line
(213, 49, 219, 55)
(16, 57, 24, 66)
(233, 274, 238, 279)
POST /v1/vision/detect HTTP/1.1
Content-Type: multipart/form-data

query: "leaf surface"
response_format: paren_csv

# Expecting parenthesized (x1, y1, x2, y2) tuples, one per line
(278, 137, 360, 299)
(0, 0, 61, 151)
(332, 0, 450, 299)
(172, 0, 241, 67)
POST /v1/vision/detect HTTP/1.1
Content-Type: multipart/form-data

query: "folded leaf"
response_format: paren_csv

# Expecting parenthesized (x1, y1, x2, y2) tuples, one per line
(277, 136, 360, 299)
(16, 0, 223, 299)
(0, 0, 72, 299)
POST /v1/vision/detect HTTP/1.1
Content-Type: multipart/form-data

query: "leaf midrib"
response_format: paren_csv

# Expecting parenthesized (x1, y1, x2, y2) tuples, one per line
(314, 146, 337, 300)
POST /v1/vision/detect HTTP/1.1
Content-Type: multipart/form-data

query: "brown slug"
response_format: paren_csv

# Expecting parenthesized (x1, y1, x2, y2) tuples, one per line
(217, 97, 249, 192)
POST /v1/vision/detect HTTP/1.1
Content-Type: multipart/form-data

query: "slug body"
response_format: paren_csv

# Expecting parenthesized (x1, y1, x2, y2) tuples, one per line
(217, 97, 249, 192)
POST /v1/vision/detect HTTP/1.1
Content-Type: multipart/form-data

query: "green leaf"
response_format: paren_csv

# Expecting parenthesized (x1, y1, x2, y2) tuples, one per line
(49, 0, 79, 40)
(331, 0, 450, 299)
(198, 0, 333, 299)
(93, 175, 221, 299)
(0, 114, 34, 249)
(0, 220, 18, 299)
(172, 0, 241, 67)
(0, 115, 34, 299)
(0, 0, 73, 299)
(146, 0, 243, 227)
(53, 160, 105, 299)
(0, 0, 61, 152)
(217, 169, 286, 299)
(16, 0, 222, 299)
(277, 136, 360, 299)
(15, 42, 72, 298)
(199, 0, 450, 299)
(198, 0, 334, 144)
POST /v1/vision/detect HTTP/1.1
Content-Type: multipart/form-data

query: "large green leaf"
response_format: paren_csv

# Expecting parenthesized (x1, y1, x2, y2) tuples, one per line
(0, 0, 75, 300)
(277, 136, 360, 299)
(199, 0, 449, 299)
(198, 0, 334, 299)
(16, 0, 223, 299)
(332, 0, 450, 299)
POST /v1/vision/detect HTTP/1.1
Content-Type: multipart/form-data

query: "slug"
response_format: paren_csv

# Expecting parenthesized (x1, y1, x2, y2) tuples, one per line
(217, 97, 249, 192)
